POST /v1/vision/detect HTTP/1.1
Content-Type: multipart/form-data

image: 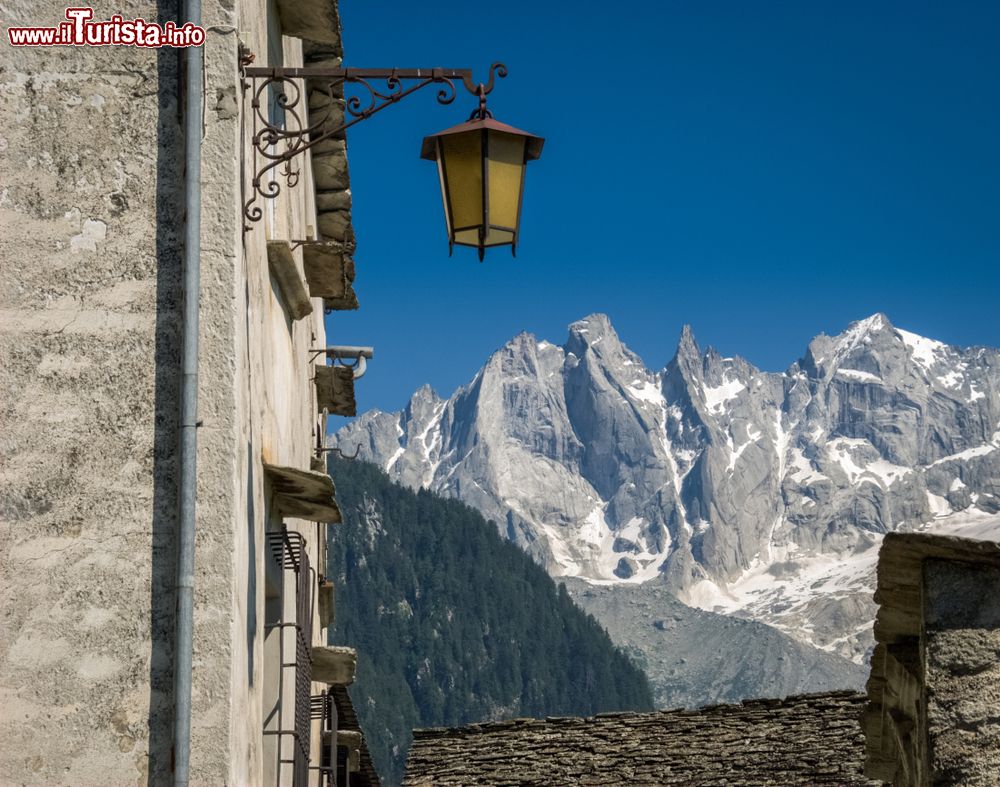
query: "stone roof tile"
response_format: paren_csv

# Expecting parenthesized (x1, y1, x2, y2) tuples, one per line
(404, 690, 877, 785)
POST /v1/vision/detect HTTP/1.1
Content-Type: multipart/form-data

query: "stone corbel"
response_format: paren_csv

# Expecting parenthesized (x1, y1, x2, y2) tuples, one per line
(263, 462, 342, 523)
(314, 364, 356, 416)
(266, 240, 313, 320)
(312, 645, 356, 685)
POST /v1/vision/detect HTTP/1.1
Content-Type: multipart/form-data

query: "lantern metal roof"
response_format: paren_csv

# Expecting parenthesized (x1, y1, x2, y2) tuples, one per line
(420, 116, 544, 161)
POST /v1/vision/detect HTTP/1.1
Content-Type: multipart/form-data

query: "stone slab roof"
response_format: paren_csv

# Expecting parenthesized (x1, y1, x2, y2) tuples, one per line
(331, 685, 380, 787)
(404, 690, 877, 786)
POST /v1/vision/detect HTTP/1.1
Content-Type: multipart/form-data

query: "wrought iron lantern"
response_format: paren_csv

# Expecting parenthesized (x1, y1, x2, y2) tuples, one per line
(421, 102, 544, 261)
(240, 57, 544, 258)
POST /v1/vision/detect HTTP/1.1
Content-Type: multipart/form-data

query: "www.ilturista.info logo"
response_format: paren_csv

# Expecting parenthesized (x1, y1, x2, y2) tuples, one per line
(7, 7, 205, 47)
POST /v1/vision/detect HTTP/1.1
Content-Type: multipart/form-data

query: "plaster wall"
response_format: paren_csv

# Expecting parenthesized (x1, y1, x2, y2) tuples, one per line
(0, 0, 341, 783)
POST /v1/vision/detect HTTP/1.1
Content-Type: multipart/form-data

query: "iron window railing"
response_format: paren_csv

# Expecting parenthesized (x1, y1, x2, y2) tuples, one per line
(311, 689, 336, 786)
(265, 527, 315, 787)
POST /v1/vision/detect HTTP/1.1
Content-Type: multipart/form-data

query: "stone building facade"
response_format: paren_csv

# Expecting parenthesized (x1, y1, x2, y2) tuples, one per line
(0, 0, 371, 784)
(864, 533, 1000, 785)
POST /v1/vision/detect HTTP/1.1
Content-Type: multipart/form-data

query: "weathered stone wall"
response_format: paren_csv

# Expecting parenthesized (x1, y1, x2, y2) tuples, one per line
(0, 1, 183, 781)
(923, 558, 1000, 785)
(864, 534, 1000, 786)
(0, 0, 347, 783)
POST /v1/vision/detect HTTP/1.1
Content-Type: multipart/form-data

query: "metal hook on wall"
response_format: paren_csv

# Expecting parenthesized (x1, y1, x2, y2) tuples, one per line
(309, 346, 374, 379)
(315, 444, 361, 461)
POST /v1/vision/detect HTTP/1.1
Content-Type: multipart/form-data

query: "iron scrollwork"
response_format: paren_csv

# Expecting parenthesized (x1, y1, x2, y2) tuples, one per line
(241, 61, 508, 230)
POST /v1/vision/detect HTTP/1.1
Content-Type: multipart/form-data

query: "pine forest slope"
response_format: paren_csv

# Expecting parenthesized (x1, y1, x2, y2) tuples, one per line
(324, 456, 653, 787)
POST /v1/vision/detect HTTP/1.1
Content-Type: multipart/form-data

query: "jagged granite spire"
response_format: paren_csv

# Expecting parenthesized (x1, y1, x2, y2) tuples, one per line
(334, 314, 1000, 664)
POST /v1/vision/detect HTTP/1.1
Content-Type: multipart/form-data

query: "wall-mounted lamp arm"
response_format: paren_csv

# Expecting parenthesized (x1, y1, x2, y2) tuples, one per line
(240, 58, 507, 230)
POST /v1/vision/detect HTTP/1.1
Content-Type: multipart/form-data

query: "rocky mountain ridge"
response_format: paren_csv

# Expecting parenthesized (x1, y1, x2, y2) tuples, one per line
(334, 313, 1000, 663)
(561, 576, 868, 709)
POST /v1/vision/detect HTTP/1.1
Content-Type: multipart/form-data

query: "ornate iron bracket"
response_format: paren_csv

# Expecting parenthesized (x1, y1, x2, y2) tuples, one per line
(240, 56, 507, 230)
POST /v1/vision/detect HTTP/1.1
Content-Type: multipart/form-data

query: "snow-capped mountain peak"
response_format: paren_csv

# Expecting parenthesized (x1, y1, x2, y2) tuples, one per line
(335, 315, 1000, 662)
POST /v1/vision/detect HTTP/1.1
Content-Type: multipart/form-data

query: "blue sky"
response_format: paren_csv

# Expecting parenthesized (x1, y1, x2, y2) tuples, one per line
(327, 1, 999, 416)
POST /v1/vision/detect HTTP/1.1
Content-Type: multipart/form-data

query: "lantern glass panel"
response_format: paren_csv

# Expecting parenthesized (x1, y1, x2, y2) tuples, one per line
(440, 132, 482, 232)
(485, 130, 526, 243)
(483, 227, 515, 246)
(454, 228, 482, 246)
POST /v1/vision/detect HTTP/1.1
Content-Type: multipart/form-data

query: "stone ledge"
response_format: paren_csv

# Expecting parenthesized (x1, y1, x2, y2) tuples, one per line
(266, 241, 313, 320)
(302, 240, 356, 303)
(275, 0, 342, 46)
(312, 645, 356, 685)
(315, 364, 356, 416)
(263, 462, 342, 523)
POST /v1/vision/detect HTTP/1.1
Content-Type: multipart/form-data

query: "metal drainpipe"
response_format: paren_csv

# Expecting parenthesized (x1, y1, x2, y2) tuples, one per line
(173, 0, 202, 783)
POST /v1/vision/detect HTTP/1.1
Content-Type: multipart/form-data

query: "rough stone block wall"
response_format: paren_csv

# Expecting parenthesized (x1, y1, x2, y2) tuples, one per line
(923, 558, 1000, 785)
(0, 2, 183, 782)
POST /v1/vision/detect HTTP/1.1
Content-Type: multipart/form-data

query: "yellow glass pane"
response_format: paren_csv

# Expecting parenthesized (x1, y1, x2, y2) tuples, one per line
(453, 228, 481, 247)
(486, 132, 526, 231)
(441, 131, 483, 232)
(484, 228, 515, 246)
